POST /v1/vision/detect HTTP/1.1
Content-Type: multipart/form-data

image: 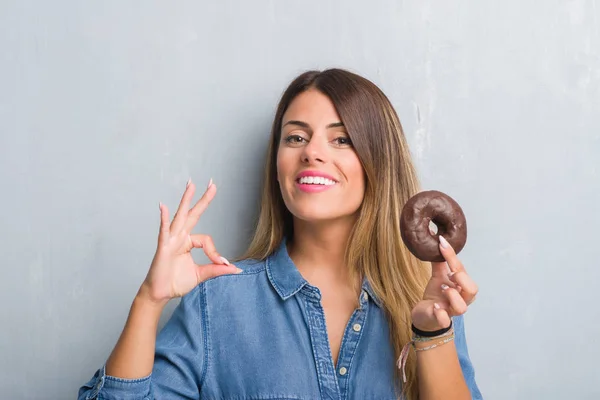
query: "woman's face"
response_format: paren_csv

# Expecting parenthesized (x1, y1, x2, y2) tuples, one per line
(276, 89, 365, 224)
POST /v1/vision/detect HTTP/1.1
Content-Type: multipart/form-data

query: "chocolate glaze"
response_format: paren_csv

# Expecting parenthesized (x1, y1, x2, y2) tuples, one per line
(400, 190, 467, 262)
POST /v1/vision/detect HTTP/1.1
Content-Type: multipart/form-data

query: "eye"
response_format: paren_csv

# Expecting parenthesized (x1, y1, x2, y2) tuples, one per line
(284, 134, 307, 145)
(333, 136, 352, 146)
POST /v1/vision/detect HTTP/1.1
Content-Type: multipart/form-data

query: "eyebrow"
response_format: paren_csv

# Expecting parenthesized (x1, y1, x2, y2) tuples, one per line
(283, 120, 345, 129)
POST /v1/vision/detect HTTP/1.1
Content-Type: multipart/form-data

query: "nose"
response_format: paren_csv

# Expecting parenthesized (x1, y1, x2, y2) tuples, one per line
(301, 135, 327, 164)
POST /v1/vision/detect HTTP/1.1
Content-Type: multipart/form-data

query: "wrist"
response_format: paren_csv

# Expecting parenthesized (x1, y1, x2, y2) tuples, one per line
(135, 284, 170, 310)
(411, 320, 453, 338)
(413, 333, 455, 351)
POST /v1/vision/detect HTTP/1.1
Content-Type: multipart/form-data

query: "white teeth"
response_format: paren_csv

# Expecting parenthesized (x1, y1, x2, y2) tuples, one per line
(298, 176, 336, 185)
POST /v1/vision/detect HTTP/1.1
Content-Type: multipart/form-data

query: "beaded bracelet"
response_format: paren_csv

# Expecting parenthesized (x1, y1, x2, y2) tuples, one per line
(396, 329, 456, 383)
(413, 333, 455, 352)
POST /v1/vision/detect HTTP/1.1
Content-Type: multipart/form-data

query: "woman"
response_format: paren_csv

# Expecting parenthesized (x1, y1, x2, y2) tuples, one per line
(79, 69, 482, 400)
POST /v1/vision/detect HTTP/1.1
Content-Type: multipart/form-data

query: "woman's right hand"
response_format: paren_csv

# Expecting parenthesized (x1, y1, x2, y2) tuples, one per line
(139, 179, 241, 305)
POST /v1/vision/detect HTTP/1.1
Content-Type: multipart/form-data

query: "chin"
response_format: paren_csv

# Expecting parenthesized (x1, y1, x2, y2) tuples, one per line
(288, 206, 358, 224)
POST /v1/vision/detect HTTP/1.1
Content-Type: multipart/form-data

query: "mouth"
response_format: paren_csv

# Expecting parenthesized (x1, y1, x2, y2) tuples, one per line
(294, 175, 338, 193)
(295, 176, 338, 186)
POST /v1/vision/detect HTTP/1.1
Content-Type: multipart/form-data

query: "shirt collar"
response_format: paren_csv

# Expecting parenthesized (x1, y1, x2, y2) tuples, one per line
(361, 277, 383, 308)
(266, 237, 383, 308)
(266, 238, 309, 300)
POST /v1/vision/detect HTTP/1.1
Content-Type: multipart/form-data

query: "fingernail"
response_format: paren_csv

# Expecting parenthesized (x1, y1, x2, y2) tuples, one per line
(220, 256, 230, 266)
(186, 178, 192, 188)
(439, 235, 450, 249)
(441, 284, 450, 290)
(447, 271, 455, 279)
(434, 303, 441, 310)
(236, 268, 243, 274)
(159, 201, 162, 211)
(207, 178, 213, 190)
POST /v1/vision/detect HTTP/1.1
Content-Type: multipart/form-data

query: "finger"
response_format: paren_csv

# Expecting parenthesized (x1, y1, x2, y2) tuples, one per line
(432, 303, 452, 328)
(438, 235, 465, 273)
(431, 260, 450, 278)
(170, 179, 195, 234)
(158, 202, 170, 245)
(448, 271, 478, 305)
(190, 234, 229, 266)
(183, 181, 217, 234)
(441, 285, 468, 316)
(196, 264, 242, 282)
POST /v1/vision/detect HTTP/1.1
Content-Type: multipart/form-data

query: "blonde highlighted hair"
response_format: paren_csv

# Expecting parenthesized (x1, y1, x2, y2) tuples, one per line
(240, 69, 431, 399)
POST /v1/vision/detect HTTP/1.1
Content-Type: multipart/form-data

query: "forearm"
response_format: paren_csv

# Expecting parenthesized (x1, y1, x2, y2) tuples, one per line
(105, 286, 167, 379)
(417, 341, 471, 400)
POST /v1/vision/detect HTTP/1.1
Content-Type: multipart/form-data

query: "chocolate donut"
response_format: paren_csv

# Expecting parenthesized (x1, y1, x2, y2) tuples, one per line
(400, 190, 467, 262)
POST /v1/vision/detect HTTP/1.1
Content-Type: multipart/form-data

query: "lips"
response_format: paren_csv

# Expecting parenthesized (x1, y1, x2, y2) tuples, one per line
(294, 170, 338, 193)
(295, 170, 338, 183)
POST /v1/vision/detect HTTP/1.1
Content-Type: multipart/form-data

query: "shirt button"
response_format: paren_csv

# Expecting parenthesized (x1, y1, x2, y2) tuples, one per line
(339, 367, 347, 376)
(353, 323, 362, 332)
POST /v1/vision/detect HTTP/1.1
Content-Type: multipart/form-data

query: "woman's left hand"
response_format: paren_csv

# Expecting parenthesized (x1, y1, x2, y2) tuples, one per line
(411, 235, 478, 332)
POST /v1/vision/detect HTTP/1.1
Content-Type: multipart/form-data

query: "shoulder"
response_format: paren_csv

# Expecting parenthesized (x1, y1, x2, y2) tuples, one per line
(191, 256, 284, 331)
(180, 258, 267, 301)
(198, 256, 269, 296)
(232, 257, 267, 274)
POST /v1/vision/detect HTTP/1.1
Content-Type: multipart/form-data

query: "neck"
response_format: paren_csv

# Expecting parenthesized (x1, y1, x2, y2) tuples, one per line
(287, 216, 357, 286)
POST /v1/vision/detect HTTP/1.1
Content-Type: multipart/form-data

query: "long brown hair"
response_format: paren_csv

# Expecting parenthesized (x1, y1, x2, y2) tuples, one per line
(240, 68, 430, 399)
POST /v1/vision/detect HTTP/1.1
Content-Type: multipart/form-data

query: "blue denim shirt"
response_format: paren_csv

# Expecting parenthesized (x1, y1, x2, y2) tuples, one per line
(79, 240, 482, 400)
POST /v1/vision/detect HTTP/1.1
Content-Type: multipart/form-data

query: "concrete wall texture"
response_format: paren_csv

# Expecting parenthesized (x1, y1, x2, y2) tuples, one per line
(1, 1, 599, 399)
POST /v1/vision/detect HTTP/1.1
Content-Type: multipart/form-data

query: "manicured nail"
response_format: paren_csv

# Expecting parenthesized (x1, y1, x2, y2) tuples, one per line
(441, 284, 450, 290)
(186, 178, 192, 188)
(235, 268, 243, 274)
(439, 235, 450, 249)
(434, 303, 441, 310)
(447, 271, 455, 280)
(220, 256, 230, 266)
(159, 201, 162, 211)
(207, 178, 213, 190)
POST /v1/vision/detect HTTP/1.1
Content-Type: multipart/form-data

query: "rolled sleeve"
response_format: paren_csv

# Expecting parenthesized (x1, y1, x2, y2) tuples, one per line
(78, 365, 151, 400)
(453, 315, 483, 399)
(78, 284, 206, 400)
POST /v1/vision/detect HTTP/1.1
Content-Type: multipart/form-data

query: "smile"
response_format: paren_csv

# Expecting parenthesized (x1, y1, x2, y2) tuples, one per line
(296, 176, 337, 186)
(295, 176, 337, 193)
